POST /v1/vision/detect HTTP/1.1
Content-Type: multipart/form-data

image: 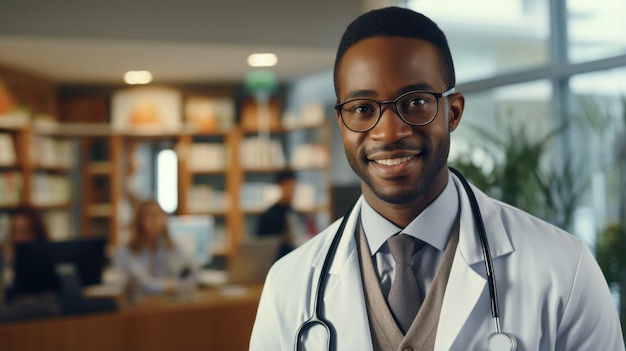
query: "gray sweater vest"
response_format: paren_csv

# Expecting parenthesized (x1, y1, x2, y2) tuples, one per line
(356, 219, 460, 351)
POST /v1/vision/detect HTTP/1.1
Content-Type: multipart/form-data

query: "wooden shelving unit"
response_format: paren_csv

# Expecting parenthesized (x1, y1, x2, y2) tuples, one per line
(0, 123, 28, 210)
(4, 81, 334, 261)
(238, 117, 332, 242)
(79, 134, 122, 244)
(0, 122, 78, 241)
(176, 128, 240, 256)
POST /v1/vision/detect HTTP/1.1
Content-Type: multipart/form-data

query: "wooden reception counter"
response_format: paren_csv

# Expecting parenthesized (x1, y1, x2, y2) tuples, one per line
(0, 284, 263, 351)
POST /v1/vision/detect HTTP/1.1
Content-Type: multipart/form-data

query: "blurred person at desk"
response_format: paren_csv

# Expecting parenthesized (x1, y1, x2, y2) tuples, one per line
(113, 199, 197, 301)
(256, 169, 312, 261)
(1, 206, 49, 296)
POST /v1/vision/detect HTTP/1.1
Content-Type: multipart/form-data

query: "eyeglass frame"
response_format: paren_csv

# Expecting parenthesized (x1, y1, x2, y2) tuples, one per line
(334, 87, 456, 132)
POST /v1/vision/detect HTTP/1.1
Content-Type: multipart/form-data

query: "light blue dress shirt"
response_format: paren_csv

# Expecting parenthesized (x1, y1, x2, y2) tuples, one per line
(360, 174, 460, 299)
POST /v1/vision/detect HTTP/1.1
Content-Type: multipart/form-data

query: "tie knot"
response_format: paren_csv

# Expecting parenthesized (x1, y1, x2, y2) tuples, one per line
(387, 234, 416, 266)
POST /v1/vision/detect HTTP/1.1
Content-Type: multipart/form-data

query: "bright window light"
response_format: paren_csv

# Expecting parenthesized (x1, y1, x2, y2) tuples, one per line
(157, 149, 178, 213)
(124, 70, 153, 85)
(247, 53, 278, 67)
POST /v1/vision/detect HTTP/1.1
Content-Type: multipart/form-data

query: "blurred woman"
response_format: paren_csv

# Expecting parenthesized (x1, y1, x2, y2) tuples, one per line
(6, 206, 49, 245)
(113, 199, 196, 299)
(1, 206, 50, 295)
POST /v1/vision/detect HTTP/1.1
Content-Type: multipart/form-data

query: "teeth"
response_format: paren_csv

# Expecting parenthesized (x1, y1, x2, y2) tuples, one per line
(374, 156, 413, 166)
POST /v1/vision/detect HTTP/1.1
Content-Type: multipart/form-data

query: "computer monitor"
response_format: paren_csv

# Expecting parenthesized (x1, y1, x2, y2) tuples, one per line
(12, 237, 108, 296)
(167, 215, 214, 267)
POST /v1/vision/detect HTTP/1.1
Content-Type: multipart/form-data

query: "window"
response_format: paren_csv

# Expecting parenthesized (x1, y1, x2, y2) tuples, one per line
(408, 0, 550, 83)
(156, 149, 178, 213)
(567, 0, 626, 63)
(568, 68, 626, 228)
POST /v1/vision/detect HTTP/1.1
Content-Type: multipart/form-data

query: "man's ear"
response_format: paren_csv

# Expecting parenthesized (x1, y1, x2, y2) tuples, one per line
(448, 93, 465, 132)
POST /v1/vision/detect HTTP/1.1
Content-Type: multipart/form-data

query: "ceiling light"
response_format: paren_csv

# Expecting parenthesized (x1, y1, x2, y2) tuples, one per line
(124, 70, 153, 85)
(247, 53, 278, 68)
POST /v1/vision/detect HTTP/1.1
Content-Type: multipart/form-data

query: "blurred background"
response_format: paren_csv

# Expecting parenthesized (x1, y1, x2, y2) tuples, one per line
(0, 0, 625, 349)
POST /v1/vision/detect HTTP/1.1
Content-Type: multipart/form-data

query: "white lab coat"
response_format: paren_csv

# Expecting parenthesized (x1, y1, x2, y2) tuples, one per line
(250, 175, 625, 350)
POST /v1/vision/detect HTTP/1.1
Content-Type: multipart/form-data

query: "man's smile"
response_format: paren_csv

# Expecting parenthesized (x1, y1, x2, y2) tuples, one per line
(372, 155, 415, 166)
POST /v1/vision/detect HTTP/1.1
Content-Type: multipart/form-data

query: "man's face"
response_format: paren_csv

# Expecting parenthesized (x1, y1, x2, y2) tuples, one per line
(281, 178, 297, 202)
(335, 36, 464, 211)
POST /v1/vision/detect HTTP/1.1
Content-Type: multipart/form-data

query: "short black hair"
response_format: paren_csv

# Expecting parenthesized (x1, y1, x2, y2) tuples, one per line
(276, 169, 296, 183)
(333, 6, 455, 98)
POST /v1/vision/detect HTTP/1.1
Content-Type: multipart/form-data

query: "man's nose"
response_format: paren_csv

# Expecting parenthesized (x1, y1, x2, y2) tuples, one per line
(368, 105, 412, 142)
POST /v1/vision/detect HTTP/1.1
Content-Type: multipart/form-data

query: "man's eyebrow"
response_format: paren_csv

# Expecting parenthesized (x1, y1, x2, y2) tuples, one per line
(342, 83, 438, 101)
(397, 83, 435, 95)
(343, 90, 376, 100)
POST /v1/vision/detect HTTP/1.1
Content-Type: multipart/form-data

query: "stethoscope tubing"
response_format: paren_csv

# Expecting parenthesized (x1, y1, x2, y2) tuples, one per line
(294, 202, 354, 351)
(295, 167, 509, 350)
(448, 167, 502, 328)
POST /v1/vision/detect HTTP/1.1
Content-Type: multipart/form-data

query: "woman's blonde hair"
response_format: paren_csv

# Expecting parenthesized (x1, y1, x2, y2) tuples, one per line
(128, 199, 174, 254)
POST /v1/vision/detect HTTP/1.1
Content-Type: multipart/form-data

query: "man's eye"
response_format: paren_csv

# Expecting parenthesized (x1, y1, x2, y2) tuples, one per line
(349, 103, 377, 115)
(408, 98, 427, 107)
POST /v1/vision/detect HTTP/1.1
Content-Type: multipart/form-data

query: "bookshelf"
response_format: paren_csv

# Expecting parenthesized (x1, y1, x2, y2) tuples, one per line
(0, 121, 77, 241)
(177, 129, 240, 256)
(238, 100, 332, 242)
(1, 66, 328, 256)
(0, 123, 26, 210)
(52, 86, 333, 261)
(0, 63, 75, 242)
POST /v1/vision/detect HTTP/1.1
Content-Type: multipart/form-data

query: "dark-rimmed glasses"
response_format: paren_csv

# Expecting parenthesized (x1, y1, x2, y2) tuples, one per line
(335, 87, 455, 132)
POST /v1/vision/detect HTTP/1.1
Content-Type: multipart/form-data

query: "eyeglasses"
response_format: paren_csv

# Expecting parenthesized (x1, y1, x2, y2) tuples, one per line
(335, 87, 456, 132)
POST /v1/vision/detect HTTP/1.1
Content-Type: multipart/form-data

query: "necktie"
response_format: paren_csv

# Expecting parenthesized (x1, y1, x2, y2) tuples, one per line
(387, 234, 422, 334)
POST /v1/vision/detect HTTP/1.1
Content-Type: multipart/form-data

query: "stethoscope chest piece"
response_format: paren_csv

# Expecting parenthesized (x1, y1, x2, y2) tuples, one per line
(487, 332, 517, 351)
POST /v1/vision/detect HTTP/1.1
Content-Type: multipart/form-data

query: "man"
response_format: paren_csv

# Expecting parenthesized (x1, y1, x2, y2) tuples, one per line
(256, 169, 301, 260)
(250, 7, 624, 350)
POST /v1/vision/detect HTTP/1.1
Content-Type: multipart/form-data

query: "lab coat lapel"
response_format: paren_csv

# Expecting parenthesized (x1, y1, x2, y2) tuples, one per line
(435, 175, 514, 350)
(452, 174, 515, 265)
(310, 197, 373, 351)
(435, 248, 487, 350)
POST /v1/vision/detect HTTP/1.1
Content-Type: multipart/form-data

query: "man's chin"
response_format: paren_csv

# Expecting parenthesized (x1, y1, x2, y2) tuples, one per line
(370, 185, 418, 205)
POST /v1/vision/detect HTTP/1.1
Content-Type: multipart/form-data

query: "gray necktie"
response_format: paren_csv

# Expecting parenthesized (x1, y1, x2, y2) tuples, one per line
(387, 233, 422, 334)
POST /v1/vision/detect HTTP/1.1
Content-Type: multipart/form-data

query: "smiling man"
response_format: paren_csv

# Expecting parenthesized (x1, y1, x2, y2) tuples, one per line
(250, 7, 624, 351)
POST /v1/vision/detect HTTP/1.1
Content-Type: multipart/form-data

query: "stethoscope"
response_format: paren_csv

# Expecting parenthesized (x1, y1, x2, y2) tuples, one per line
(294, 167, 517, 351)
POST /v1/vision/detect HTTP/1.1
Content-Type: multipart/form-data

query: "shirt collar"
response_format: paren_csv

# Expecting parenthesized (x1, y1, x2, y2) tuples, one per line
(360, 173, 459, 255)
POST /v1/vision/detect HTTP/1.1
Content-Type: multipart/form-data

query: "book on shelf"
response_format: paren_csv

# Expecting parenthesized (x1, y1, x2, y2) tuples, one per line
(30, 135, 75, 169)
(290, 143, 329, 169)
(211, 223, 227, 254)
(0, 133, 16, 166)
(187, 185, 229, 213)
(0, 171, 22, 206)
(30, 174, 71, 206)
(240, 137, 286, 170)
(188, 143, 228, 172)
(240, 182, 281, 212)
(44, 210, 73, 241)
(282, 102, 326, 130)
(0, 212, 9, 243)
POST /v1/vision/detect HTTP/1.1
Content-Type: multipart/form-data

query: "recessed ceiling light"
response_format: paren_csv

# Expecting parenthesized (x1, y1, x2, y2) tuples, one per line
(247, 53, 278, 68)
(124, 70, 153, 85)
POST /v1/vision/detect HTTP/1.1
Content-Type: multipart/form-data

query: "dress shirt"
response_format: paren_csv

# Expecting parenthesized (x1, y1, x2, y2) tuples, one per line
(113, 238, 195, 294)
(360, 174, 460, 299)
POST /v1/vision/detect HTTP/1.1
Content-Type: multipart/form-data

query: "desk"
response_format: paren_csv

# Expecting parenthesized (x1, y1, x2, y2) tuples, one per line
(0, 285, 263, 351)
